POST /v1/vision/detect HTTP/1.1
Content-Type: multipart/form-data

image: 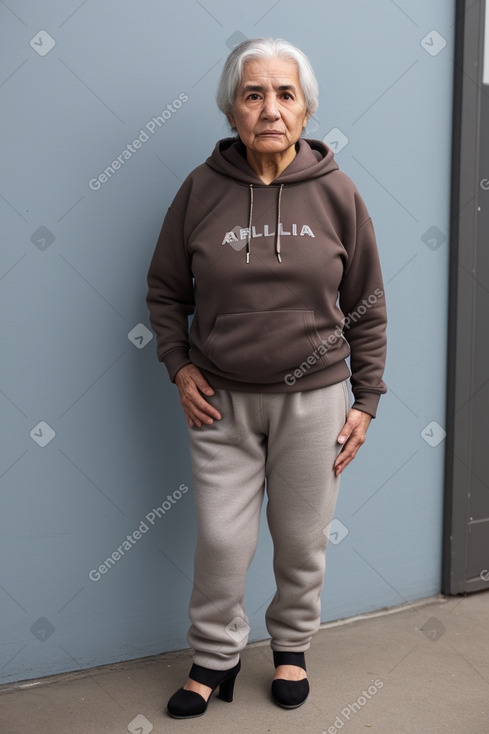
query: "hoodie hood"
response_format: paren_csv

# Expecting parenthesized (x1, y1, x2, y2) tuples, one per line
(205, 137, 339, 262)
(206, 136, 339, 185)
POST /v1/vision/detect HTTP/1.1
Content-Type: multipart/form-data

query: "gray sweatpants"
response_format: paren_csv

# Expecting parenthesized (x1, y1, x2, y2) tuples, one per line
(186, 381, 350, 670)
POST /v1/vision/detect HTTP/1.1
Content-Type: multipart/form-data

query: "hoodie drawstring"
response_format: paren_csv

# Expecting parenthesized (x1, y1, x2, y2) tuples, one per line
(246, 184, 253, 264)
(246, 183, 284, 264)
(275, 184, 284, 263)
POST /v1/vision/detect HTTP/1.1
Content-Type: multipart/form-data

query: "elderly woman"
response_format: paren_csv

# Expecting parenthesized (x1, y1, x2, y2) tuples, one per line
(146, 37, 387, 719)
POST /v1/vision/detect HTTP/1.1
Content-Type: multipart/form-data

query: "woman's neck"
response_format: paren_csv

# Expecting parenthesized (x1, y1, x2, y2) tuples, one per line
(246, 145, 297, 185)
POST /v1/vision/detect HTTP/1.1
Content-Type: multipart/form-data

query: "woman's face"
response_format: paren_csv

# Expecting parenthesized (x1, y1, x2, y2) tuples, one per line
(228, 57, 310, 157)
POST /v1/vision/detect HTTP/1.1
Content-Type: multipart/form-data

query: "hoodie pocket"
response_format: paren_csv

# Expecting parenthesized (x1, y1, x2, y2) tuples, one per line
(203, 309, 328, 383)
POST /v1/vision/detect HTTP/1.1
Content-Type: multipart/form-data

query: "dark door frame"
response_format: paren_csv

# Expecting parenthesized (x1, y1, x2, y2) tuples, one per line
(443, 0, 489, 594)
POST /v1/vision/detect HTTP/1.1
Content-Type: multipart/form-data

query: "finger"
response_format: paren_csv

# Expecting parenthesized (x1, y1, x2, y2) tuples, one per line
(179, 364, 215, 397)
(334, 451, 353, 475)
(193, 372, 215, 397)
(334, 450, 353, 475)
(184, 406, 204, 429)
(334, 435, 364, 474)
(182, 391, 221, 422)
(181, 388, 221, 423)
(186, 405, 215, 426)
(337, 420, 355, 445)
(181, 380, 221, 420)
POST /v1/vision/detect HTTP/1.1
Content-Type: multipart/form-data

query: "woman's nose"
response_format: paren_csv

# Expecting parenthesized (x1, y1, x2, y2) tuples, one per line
(261, 95, 280, 119)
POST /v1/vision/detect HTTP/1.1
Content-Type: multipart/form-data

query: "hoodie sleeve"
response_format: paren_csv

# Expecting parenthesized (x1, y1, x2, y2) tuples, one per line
(146, 203, 195, 382)
(338, 203, 387, 418)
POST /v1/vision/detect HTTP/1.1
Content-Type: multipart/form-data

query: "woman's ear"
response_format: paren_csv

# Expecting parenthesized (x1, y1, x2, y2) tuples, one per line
(227, 110, 236, 129)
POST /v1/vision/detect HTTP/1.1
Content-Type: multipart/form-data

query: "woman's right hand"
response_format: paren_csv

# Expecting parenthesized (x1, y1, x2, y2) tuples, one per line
(174, 364, 222, 428)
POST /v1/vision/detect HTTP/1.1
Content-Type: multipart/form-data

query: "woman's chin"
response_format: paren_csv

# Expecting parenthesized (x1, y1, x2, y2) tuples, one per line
(251, 138, 292, 154)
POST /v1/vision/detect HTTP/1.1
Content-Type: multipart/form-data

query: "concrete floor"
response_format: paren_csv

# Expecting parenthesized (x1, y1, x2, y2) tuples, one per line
(1, 592, 488, 734)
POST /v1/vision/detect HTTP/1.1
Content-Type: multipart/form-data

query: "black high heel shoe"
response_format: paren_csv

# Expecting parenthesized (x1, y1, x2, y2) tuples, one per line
(271, 651, 309, 709)
(167, 659, 241, 719)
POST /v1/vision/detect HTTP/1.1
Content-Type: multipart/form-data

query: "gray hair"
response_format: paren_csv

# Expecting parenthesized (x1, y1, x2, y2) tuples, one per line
(216, 37, 319, 118)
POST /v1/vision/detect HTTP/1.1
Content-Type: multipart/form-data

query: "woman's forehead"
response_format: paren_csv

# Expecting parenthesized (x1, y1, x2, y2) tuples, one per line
(237, 59, 302, 99)
(240, 57, 300, 84)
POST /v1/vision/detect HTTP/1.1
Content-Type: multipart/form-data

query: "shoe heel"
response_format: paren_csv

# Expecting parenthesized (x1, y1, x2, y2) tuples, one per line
(218, 674, 237, 703)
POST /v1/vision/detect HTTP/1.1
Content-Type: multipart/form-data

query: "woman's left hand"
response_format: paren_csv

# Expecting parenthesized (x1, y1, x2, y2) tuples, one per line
(333, 409, 372, 476)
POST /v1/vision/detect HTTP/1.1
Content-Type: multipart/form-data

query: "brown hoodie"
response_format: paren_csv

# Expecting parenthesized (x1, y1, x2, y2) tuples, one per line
(146, 137, 387, 417)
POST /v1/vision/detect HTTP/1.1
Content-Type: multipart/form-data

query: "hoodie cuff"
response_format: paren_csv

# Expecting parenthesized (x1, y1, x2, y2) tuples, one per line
(162, 348, 192, 383)
(351, 391, 381, 419)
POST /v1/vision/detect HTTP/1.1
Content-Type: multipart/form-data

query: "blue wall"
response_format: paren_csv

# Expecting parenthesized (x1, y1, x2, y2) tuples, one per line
(0, 0, 453, 683)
